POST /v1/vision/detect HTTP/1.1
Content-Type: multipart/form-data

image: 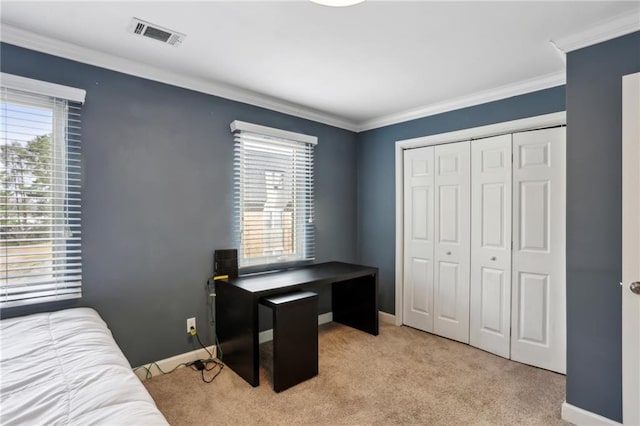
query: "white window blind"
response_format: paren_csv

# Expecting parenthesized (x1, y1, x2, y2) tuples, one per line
(1, 77, 84, 308)
(231, 120, 316, 268)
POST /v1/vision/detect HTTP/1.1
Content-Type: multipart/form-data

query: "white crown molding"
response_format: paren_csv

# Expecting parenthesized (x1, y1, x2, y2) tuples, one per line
(0, 24, 358, 132)
(1, 23, 582, 135)
(355, 71, 566, 132)
(552, 10, 640, 54)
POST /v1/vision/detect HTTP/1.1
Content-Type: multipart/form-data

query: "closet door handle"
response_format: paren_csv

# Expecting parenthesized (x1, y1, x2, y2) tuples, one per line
(490, 256, 497, 261)
(446, 251, 452, 255)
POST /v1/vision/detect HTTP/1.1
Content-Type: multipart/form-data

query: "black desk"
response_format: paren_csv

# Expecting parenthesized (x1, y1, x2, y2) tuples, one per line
(216, 261, 379, 387)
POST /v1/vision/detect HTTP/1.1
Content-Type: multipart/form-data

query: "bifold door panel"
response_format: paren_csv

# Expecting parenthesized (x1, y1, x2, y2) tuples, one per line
(433, 142, 471, 343)
(510, 127, 566, 374)
(403, 146, 435, 332)
(470, 134, 513, 358)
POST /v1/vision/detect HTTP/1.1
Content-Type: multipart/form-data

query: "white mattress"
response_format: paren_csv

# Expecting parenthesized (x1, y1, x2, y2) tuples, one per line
(0, 308, 168, 425)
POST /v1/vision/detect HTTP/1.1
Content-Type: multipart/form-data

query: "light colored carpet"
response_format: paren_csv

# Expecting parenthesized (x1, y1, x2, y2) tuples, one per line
(144, 322, 566, 425)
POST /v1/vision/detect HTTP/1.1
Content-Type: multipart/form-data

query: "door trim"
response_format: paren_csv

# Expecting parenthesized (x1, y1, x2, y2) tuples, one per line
(394, 111, 566, 326)
(622, 72, 640, 425)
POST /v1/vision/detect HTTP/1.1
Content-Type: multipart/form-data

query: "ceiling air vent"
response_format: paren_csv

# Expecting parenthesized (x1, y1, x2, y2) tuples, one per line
(128, 18, 186, 47)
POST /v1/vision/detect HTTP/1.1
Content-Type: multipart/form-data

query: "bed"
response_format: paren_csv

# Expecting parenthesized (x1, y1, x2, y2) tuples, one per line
(0, 307, 168, 425)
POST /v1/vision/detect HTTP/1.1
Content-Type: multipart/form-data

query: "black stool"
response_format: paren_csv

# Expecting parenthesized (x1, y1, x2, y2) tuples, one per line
(261, 291, 319, 392)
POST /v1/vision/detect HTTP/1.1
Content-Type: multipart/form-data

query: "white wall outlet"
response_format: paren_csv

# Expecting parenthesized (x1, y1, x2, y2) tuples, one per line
(186, 317, 196, 334)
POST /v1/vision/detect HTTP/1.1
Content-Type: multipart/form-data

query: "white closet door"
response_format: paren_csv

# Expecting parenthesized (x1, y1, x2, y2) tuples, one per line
(434, 141, 471, 343)
(511, 127, 566, 374)
(403, 146, 435, 332)
(470, 134, 512, 358)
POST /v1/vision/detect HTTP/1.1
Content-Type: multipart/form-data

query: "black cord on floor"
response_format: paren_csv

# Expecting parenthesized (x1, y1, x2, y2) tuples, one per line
(135, 331, 224, 383)
(201, 359, 224, 383)
(192, 329, 224, 383)
(134, 361, 191, 380)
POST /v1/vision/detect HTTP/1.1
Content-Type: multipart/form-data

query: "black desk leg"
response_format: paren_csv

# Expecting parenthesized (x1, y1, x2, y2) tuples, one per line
(332, 273, 379, 336)
(216, 283, 260, 386)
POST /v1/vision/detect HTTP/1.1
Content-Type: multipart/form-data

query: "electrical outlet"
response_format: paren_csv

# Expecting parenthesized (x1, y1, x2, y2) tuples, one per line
(186, 317, 196, 334)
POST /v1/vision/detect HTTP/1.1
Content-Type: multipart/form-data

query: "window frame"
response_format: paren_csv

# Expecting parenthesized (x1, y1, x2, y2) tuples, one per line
(1, 73, 85, 308)
(231, 120, 317, 271)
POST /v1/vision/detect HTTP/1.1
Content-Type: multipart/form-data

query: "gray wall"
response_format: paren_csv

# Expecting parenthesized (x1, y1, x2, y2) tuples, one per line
(565, 31, 640, 422)
(0, 43, 359, 366)
(356, 87, 566, 314)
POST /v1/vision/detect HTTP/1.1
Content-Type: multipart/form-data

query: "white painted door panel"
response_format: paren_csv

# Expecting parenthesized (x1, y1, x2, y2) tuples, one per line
(470, 134, 512, 358)
(511, 127, 566, 374)
(434, 141, 471, 343)
(403, 147, 435, 332)
(622, 72, 640, 425)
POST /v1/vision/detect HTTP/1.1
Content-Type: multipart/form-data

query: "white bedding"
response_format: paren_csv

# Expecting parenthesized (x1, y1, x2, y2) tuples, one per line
(0, 308, 168, 425)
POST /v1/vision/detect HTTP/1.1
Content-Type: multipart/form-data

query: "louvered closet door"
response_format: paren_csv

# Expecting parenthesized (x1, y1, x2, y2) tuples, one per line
(433, 141, 471, 343)
(403, 146, 435, 332)
(470, 135, 512, 358)
(511, 127, 566, 374)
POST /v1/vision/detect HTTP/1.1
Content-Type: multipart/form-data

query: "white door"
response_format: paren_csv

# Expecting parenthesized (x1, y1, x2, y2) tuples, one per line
(403, 146, 435, 332)
(470, 134, 513, 358)
(622, 72, 640, 425)
(434, 141, 471, 343)
(511, 127, 566, 374)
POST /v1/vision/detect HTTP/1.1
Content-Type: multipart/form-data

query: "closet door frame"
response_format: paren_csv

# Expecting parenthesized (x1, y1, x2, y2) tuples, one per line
(395, 111, 566, 327)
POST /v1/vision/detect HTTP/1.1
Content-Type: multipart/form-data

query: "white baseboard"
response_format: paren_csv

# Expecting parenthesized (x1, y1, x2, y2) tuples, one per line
(137, 310, 393, 380)
(134, 344, 217, 381)
(259, 312, 333, 344)
(561, 401, 622, 426)
(319, 312, 333, 325)
(379, 311, 396, 325)
(259, 310, 396, 344)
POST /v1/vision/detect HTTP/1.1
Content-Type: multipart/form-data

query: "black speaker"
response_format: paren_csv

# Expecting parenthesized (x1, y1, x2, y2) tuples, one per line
(214, 249, 238, 279)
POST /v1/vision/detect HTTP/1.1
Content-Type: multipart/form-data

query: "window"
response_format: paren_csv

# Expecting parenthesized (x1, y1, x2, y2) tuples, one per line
(231, 120, 316, 268)
(1, 73, 85, 307)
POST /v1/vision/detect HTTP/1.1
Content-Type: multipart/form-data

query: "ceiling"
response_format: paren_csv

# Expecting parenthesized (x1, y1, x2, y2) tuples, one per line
(1, 1, 639, 131)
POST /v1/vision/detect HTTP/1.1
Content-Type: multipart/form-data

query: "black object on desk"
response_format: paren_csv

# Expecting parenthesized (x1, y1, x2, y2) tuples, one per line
(215, 261, 379, 387)
(214, 249, 238, 279)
